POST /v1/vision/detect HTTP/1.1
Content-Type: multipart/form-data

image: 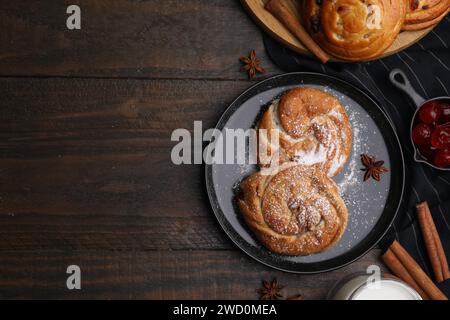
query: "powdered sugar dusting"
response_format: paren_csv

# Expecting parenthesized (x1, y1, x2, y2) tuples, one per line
(333, 107, 390, 246)
(338, 109, 363, 195)
(329, 154, 346, 177)
(328, 108, 344, 121)
(294, 144, 327, 165)
(212, 83, 392, 263)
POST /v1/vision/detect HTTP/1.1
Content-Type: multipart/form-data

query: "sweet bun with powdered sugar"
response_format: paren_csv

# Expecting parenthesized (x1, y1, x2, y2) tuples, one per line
(257, 87, 352, 177)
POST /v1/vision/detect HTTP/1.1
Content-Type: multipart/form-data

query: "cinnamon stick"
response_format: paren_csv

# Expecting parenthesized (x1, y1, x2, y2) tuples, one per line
(265, 0, 330, 63)
(416, 202, 444, 282)
(430, 215, 450, 280)
(416, 201, 450, 281)
(390, 240, 447, 300)
(382, 248, 429, 299)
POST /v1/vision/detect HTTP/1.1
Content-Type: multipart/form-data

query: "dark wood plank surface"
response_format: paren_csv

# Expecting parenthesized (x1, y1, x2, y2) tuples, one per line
(0, 250, 384, 300)
(0, 0, 279, 79)
(0, 0, 384, 299)
(0, 78, 245, 252)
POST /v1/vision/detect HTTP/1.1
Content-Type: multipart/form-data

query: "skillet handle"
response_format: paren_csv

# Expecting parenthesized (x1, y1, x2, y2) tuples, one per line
(389, 69, 426, 108)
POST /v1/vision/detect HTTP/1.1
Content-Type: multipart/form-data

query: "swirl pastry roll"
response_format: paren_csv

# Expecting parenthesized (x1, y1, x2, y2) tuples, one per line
(258, 87, 352, 177)
(302, 0, 406, 61)
(403, 0, 450, 30)
(238, 164, 348, 256)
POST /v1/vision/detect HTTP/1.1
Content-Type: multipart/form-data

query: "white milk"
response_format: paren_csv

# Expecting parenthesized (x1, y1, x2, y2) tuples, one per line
(352, 280, 421, 300)
(328, 274, 422, 300)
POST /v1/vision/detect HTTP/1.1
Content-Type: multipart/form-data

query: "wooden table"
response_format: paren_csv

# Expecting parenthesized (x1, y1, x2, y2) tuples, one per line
(0, 0, 384, 300)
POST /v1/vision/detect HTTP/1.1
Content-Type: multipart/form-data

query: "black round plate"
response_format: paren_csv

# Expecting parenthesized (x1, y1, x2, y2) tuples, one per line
(205, 72, 405, 273)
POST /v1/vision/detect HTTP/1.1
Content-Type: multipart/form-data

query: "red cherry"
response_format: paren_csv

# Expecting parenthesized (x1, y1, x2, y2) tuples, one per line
(419, 101, 442, 124)
(431, 124, 450, 149)
(438, 102, 450, 124)
(434, 149, 450, 168)
(412, 123, 432, 146)
(418, 145, 436, 160)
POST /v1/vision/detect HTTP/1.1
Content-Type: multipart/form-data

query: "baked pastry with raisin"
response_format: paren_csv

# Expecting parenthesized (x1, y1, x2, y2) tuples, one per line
(302, 0, 407, 61)
(403, 0, 449, 30)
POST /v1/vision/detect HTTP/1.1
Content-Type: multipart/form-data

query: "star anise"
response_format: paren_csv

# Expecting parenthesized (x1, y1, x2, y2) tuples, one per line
(257, 278, 284, 300)
(361, 154, 389, 182)
(240, 50, 265, 79)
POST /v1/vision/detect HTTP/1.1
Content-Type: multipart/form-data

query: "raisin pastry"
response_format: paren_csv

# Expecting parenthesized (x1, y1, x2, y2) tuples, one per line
(258, 87, 352, 177)
(403, 0, 449, 30)
(238, 164, 348, 256)
(302, 0, 407, 61)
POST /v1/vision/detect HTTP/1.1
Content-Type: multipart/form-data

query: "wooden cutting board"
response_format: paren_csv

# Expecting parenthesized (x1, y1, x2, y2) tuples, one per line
(242, 0, 435, 61)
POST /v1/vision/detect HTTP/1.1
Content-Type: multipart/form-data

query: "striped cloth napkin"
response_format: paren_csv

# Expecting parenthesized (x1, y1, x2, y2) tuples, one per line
(263, 16, 450, 294)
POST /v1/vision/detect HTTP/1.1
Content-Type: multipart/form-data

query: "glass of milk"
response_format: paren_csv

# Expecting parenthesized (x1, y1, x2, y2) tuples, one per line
(327, 272, 422, 300)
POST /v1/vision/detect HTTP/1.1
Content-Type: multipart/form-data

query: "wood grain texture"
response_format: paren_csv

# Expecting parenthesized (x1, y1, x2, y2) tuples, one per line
(0, 0, 278, 78)
(0, 78, 252, 251)
(242, 0, 436, 61)
(0, 249, 384, 299)
(0, 0, 387, 300)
